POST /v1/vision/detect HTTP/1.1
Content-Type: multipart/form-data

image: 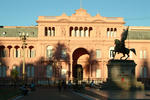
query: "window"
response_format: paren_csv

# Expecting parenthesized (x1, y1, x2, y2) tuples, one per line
(15, 49, 20, 58)
(0, 65, 6, 77)
(96, 69, 101, 78)
(144, 50, 146, 59)
(45, 27, 55, 36)
(45, 27, 48, 36)
(46, 65, 53, 78)
(85, 29, 89, 37)
(110, 28, 113, 37)
(61, 69, 66, 78)
(61, 49, 66, 58)
(27, 66, 34, 77)
(29, 49, 35, 58)
(140, 50, 147, 59)
(47, 46, 53, 58)
(140, 50, 143, 59)
(14, 46, 20, 58)
(28, 46, 35, 58)
(107, 28, 110, 37)
(107, 28, 117, 38)
(140, 67, 147, 78)
(72, 30, 75, 37)
(70, 27, 73, 37)
(69, 27, 90, 37)
(7, 46, 12, 57)
(12, 66, 20, 77)
(109, 47, 114, 58)
(96, 49, 101, 58)
(76, 30, 79, 37)
(0, 47, 5, 57)
(114, 28, 117, 37)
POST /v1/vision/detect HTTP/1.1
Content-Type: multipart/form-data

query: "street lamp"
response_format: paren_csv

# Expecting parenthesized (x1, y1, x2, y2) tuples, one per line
(19, 32, 28, 80)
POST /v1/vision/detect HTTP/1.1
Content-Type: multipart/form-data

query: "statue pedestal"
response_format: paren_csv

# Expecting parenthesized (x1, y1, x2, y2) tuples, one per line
(100, 60, 144, 91)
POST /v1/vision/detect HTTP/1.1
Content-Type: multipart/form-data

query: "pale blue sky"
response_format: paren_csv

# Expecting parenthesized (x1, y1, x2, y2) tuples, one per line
(0, 0, 150, 26)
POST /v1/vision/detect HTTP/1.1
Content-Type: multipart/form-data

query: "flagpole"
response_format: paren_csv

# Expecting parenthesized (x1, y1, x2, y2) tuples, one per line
(80, 0, 82, 8)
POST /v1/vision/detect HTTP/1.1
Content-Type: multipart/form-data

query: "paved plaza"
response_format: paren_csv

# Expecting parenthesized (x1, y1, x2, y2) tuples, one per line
(85, 87, 150, 100)
(12, 87, 150, 100)
(13, 87, 97, 100)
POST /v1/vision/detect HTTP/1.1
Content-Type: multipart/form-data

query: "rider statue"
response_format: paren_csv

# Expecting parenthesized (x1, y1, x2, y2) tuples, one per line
(112, 26, 136, 60)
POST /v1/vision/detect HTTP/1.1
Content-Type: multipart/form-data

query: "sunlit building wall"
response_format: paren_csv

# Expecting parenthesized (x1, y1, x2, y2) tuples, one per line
(0, 8, 149, 81)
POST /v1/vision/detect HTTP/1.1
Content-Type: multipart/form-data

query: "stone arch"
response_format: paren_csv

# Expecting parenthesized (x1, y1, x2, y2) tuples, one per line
(72, 47, 89, 62)
(72, 48, 89, 79)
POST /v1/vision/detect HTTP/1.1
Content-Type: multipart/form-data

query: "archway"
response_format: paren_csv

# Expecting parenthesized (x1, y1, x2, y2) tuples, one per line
(72, 48, 89, 80)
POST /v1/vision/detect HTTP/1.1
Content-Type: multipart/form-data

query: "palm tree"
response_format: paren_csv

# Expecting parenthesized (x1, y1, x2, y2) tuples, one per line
(52, 42, 70, 79)
(85, 50, 99, 80)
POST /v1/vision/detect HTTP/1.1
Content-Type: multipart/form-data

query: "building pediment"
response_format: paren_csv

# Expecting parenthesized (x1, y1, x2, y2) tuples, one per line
(58, 19, 70, 22)
(71, 8, 91, 17)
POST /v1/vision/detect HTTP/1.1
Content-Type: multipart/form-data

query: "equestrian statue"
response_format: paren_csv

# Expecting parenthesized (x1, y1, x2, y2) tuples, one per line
(111, 26, 136, 60)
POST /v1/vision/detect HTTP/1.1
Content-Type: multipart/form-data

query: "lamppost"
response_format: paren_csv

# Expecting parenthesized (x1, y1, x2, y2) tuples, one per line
(19, 32, 28, 80)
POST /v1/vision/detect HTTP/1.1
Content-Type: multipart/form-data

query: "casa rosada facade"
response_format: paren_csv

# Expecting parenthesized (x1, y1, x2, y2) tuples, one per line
(0, 8, 150, 82)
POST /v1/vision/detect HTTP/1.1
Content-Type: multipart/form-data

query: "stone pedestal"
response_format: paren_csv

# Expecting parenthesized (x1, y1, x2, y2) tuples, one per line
(107, 60, 136, 83)
(100, 60, 144, 91)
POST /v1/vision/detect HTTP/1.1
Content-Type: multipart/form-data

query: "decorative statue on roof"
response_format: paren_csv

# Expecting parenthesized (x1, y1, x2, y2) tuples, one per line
(112, 26, 136, 60)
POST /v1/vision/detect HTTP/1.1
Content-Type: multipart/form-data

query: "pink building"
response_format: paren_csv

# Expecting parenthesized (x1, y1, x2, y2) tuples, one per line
(0, 8, 150, 83)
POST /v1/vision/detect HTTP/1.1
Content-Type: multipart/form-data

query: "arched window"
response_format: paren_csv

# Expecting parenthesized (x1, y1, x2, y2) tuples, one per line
(75, 27, 78, 37)
(109, 47, 114, 58)
(84, 27, 88, 37)
(26, 65, 34, 78)
(46, 64, 53, 78)
(14, 46, 20, 58)
(89, 27, 93, 37)
(0, 65, 7, 77)
(69, 27, 73, 37)
(48, 27, 51, 36)
(110, 28, 113, 37)
(52, 27, 55, 36)
(79, 27, 84, 37)
(45, 27, 55, 37)
(7, 45, 12, 57)
(28, 46, 35, 58)
(114, 28, 117, 37)
(47, 46, 53, 58)
(107, 28, 110, 37)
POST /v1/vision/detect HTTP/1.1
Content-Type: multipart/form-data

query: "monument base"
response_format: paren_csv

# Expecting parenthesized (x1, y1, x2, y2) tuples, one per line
(100, 59, 144, 91)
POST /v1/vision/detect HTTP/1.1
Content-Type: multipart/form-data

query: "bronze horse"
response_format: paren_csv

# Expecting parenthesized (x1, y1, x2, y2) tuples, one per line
(111, 26, 136, 60)
(111, 39, 136, 60)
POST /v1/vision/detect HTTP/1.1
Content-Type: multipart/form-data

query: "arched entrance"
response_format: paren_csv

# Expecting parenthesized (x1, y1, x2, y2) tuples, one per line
(72, 48, 89, 80)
